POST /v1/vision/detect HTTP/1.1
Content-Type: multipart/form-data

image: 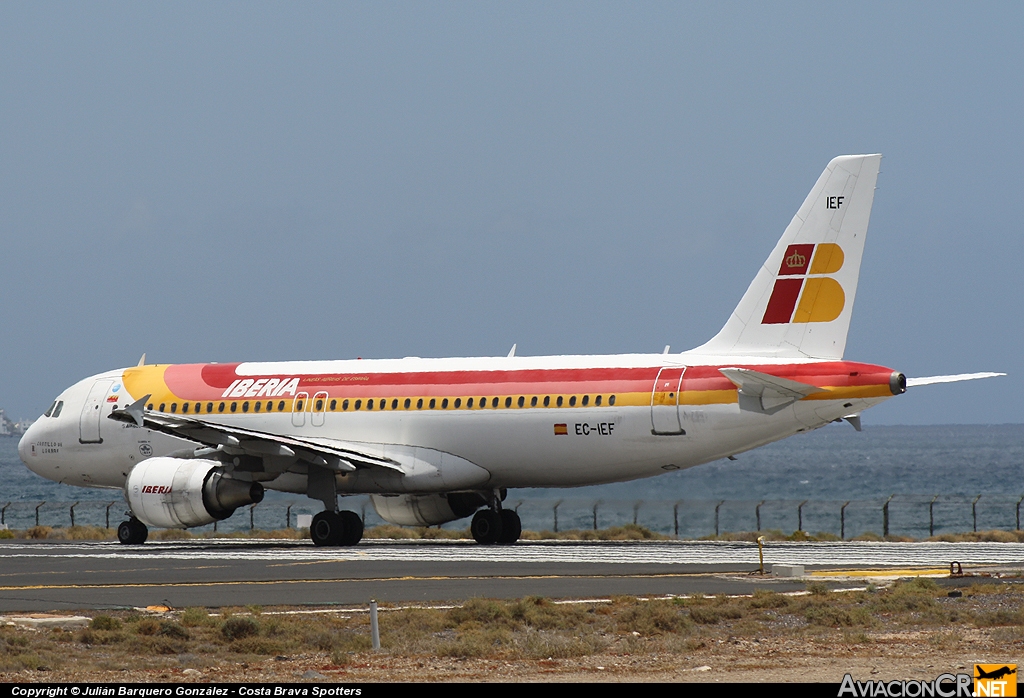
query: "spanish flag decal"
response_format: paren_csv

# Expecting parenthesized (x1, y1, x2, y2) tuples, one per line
(554, 424, 568, 436)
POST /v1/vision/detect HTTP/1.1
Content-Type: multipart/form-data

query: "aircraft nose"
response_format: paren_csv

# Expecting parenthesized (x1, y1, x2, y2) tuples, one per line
(17, 422, 35, 465)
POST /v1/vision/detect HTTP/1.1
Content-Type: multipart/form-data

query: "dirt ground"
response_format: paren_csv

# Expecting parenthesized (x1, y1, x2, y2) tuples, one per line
(2, 578, 1021, 683)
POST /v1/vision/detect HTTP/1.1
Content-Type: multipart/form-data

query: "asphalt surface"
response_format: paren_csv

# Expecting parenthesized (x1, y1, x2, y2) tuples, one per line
(0, 538, 1021, 612)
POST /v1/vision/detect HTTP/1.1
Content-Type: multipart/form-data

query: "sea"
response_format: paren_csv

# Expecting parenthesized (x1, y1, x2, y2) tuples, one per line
(1, 424, 1022, 539)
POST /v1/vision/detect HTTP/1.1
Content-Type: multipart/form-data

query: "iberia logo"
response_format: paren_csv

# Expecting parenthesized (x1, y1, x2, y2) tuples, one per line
(762, 242, 845, 324)
(975, 664, 1017, 697)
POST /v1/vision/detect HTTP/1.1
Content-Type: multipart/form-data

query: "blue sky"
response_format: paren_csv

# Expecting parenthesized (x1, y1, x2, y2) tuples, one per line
(1, 2, 1020, 424)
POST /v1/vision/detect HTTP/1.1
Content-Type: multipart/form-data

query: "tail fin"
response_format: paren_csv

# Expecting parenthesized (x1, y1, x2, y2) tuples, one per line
(693, 154, 882, 360)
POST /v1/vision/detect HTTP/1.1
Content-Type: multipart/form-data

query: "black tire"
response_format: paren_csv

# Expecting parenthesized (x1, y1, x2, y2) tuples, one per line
(338, 511, 364, 546)
(471, 509, 503, 545)
(310, 511, 344, 546)
(497, 509, 521, 544)
(117, 519, 148, 545)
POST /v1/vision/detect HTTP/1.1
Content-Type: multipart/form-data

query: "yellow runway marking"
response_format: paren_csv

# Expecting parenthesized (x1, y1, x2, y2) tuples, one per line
(809, 568, 949, 578)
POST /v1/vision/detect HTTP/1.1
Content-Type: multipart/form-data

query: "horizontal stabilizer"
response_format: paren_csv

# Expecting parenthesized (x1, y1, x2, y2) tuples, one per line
(719, 367, 826, 414)
(906, 372, 1005, 388)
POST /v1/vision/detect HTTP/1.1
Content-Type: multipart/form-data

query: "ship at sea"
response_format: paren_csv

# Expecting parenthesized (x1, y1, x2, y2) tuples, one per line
(0, 409, 32, 437)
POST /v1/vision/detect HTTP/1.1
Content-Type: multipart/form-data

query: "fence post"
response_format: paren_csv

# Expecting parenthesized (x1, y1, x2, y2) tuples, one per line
(250, 503, 257, 531)
(756, 500, 766, 531)
(633, 500, 643, 526)
(553, 499, 562, 533)
(673, 501, 682, 538)
(972, 495, 982, 533)
(1018, 494, 1024, 531)
(929, 495, 939, 537)
(715, 500, 724, 537)
(883, 495, 894, 538)
(592, 501, 601, 530)
(841, 501, 850, 540)
(798, 500, 808, 532)
(286, 505, 292, 529)
(1, 502, 9, 526)
(69, 502, 79, 528)
(106, 502, 117, 529)
(35, 502, 45, 527)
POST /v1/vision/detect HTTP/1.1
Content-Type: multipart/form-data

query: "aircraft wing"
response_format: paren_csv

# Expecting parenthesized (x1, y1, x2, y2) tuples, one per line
(906, 372, 1005, 387)
(108, 395, 402, 473)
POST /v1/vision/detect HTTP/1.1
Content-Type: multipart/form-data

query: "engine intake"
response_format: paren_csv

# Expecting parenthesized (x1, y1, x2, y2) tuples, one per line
(126, 457, 264, 529)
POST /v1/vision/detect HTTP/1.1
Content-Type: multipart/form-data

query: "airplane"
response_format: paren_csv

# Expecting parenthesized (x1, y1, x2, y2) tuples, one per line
(17, 154, 1003, 547)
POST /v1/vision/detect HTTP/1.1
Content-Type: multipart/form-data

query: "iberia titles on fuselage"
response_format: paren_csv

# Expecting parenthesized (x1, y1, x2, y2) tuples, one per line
(17, 155, 1000, 547)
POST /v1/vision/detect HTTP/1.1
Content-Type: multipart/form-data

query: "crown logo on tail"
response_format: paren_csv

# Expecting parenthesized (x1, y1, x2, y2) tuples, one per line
(785, 250, 806, 268)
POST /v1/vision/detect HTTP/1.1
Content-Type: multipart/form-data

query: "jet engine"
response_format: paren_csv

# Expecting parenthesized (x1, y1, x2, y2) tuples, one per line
(125, 457, 264, 529)
(371, 492, 488, 527)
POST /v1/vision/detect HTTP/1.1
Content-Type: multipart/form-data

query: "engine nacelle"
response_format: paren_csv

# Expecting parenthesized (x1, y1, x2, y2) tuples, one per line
(371, 492, 488, 527)
(126, 457, 264, 529)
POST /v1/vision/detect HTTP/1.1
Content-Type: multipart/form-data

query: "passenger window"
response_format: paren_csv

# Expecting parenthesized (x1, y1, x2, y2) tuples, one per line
(582, 395, 589, 406)
(609, 395, 616, 406)
(171, 403, 178, 413)
(417, 398, 423, 409)
(379, 399, 386, 410)
(367, 399, 373, 410)
(569, 396, 577, 407)
(330, 399, 337, 411)
(266, 401, 273, 412)
(557, 396, 563, 407)
(159, 403, 166, 412)
(467, 398, 474, 408)
(242, 402, 249, 413)
(595, 395, 602, 406)
(148, 404, 154, 410)
(182, 403, 189, 413)
(207, 402, 214, 413)
(53, 401, 64, 418)
(530, 396, 537, 407)
(230, 402, 237, 413)
(355, 400, 362, 410)
(544, 396, 550, 407)
(441, 398, 448, 409)
(517, 396, 524, 408)
(455, 398, 462, 408)
(44, 401, 56, 418)
(254, 402, 261, 412)
(315, 399, 324, 411)
(343, 399, 349, 411)
(429, 398, 436, 409)
(278, 401, 285, 411)
(218, 402, 225, 413)
(492, 397, 499, 408)
(404, 398, 411, 409)
(392, 399, 399, 410)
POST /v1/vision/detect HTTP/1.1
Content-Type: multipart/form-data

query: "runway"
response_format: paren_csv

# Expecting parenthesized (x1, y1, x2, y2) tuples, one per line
(0, 538, 1020, 613)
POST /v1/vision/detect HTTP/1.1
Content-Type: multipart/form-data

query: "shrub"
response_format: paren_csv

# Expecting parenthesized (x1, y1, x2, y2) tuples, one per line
(222, 617, 259, 641)
(90, 615, 122, 631)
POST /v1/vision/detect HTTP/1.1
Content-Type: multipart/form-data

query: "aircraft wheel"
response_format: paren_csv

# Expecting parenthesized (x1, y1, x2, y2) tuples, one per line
(339, 511, 364, 546)
(117, 519, 148, 545)
(471, 509, 503, 545)
(310, 511, 344, 546)
(497, 509, 521, 544)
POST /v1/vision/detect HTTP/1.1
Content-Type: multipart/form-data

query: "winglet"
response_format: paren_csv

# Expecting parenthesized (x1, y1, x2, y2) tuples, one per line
(507, 344, 517, 358)
(110, 394, 150, 427)
(138, 353, 146, 367)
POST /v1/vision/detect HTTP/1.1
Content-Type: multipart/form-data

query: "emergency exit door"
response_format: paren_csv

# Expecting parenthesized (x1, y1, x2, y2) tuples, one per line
(650, 366, 686, 435)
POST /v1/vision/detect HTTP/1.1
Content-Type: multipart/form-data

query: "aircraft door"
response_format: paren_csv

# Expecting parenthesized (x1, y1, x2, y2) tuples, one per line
(650, 367, 686, 435)
(79, 379, 113, 443)
(311, 391, 328, 427)
(291, 391, 309, 427)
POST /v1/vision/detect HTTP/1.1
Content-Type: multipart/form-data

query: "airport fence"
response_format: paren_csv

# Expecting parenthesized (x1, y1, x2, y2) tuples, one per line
(2, 494, 1024, 540)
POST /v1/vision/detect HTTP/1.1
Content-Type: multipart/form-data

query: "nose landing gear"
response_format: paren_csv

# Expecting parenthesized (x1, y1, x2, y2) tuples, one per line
(117, 517, 148, 545)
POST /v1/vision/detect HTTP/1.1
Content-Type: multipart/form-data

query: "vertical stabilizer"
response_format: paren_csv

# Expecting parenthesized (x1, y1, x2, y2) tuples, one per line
(692, 154, 881, 360)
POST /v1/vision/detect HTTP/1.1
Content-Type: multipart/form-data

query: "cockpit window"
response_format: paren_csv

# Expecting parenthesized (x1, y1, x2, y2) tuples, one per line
(52, 401, 64, 418)
(44, 401, 56, 418)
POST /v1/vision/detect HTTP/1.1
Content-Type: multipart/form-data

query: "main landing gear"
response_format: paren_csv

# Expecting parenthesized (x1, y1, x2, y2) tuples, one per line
(471, 507, 521, 545)
(310, 510, 364, 547)
(117, 517, 148, 545)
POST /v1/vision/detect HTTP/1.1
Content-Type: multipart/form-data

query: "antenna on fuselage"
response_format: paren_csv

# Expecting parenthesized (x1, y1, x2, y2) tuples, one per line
(137, 353, 147, 367)
(663, 345, 670, 354)
(507, 344, 516, 358)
